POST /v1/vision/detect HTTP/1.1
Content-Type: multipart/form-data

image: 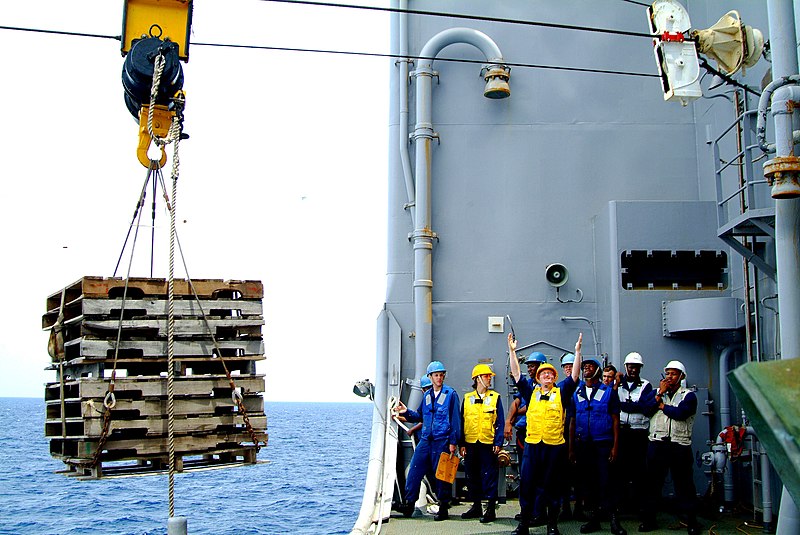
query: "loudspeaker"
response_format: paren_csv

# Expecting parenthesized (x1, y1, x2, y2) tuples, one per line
(693, 10, 763, 75)
(545, 263, 569, 288)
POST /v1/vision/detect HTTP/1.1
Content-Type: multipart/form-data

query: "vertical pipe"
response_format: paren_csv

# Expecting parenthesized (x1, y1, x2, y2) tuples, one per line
(766, 1, 800, 532)
(760, 440, 774, 532)
(718, 345, 740, 505)
(410, 28, 507, 388)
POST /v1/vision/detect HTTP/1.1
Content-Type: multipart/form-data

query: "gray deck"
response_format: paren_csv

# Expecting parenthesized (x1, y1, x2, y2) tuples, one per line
(380, 500, 765, 534)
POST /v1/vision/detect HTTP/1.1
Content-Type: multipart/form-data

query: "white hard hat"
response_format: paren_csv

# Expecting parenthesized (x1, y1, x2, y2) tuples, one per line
(624, 352, 644, 366)
(664, 360, 687, 377)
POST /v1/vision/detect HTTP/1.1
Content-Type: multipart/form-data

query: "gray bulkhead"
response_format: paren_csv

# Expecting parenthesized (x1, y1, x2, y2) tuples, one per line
(383, 0, 780, 503)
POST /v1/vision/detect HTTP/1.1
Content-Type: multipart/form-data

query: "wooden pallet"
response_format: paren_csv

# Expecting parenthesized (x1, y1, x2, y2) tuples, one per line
(46, 414, 268, 438)
(60, 338, 264, 360)
(46, 395, 264, 420)
(50, 431, 268, 459)
(45, 375, 265, 400)
(43, 297, 263, 329)
(57, 446, 261, 479)
(46, 276, 263, 311)
(45, 276, 267, 478)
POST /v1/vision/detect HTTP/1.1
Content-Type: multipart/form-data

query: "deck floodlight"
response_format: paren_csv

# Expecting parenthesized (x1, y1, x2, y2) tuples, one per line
(353, 379, 375, 400)
(483, 65, 511, 99)
(648, 0, 702, 106)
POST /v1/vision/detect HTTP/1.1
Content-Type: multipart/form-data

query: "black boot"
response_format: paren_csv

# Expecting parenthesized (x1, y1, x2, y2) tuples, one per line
(610, 512, 627, 535)
(560, 500, 572, 521)
(546, 506, 561, 535)
(512, 522, 530, 535)
(580, 510, 602, 534)
(480, 500, 496, 523)
(530, 513, 547, 527)
(434, 504, 449, 521)
(461, 501, 482, 519)
(397, 502, 414, 518)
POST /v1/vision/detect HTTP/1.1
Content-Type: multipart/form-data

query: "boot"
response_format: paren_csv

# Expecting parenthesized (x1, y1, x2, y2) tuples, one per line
(560, 500, 572, 521)
(397, 502, 414, 518)
(573, 500, 587, 521)
(580, 510, 602, 534)
(461, 502, 482, 519)
(434, 504, 449, 521)
(610, 512, 627, 535)
(530, 513, 547, 527)
(511, 522, 530, 535)
(546, 505, 561, 535)
(480, 500, 496, 523)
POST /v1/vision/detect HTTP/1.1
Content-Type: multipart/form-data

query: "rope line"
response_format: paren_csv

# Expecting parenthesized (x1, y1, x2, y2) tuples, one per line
(0, 24, 660, 78)
(259, 0, 657, 39)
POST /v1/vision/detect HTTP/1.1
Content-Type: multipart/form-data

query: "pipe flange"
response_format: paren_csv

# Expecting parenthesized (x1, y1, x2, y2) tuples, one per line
(764, 156, 800, 198)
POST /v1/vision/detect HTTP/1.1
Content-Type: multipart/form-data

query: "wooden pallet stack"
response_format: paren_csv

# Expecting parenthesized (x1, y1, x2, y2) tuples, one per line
(43, 276, 268, 479)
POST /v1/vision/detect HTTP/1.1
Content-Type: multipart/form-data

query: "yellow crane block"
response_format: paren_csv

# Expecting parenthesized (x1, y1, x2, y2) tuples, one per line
(122, 0, 193, 61)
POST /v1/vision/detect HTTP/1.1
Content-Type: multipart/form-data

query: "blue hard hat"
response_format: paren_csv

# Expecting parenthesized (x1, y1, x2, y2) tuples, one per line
(561, 353, 575, 366)
(582, 357, 602, 368)
(524, 352, 547, 365)
(426, 360, 446, 375)
(420, 376, 432, 388)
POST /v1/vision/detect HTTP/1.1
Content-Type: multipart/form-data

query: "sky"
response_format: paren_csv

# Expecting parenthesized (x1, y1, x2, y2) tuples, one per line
(0, 0, 389, 402)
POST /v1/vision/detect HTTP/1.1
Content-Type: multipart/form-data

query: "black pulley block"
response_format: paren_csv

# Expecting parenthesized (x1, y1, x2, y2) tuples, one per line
(122, 37, 184, 119)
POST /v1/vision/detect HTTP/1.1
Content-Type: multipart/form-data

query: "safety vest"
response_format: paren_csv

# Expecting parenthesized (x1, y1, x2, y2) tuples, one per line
(525, 386, 566, 446)
(649, 386, 695, 446)
(619, 378, 651, 430)
(419, 385, 457, 441)
(463, 390, 500, 444)
(573, 382, 614, 442)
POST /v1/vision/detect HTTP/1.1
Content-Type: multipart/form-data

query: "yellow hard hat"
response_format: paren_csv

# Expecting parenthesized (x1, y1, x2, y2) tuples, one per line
(536, 363, 559, 381)
(471, 363, 495, 379)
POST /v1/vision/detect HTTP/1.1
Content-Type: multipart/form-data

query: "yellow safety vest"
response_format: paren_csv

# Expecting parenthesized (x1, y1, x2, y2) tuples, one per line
(525, 386, 566, 446)
(463, 390, 499, 444)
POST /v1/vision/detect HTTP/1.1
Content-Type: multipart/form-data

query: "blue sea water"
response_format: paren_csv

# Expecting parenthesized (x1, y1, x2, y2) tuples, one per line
(0, 399, 372, 535)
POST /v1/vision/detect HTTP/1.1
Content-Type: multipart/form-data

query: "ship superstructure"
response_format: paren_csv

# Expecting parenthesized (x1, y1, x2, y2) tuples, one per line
(353, 1, 800, 533)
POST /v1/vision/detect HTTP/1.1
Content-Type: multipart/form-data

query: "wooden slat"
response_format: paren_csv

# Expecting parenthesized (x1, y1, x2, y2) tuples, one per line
(46, 396, 264, 419)
(77, 276, 263, 299)
(52, 375, 265, 398)
(43, 298, 263, 329)
(54, 431, 268, 458)
(63, 338, 265, 358)
(46, 414, 268, 438)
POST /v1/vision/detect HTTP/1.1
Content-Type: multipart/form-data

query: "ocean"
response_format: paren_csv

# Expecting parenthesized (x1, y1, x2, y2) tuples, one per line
(0, 398, 372, 535)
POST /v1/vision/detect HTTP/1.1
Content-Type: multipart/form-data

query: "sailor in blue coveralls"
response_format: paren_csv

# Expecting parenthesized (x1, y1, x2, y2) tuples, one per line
(394, 360, 461, 521)
(569, 356, 626, 535)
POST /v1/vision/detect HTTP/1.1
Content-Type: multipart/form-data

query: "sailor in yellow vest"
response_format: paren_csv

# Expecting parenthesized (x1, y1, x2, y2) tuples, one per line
(509, 333, 582, 535)
(459, 363, 505, 524)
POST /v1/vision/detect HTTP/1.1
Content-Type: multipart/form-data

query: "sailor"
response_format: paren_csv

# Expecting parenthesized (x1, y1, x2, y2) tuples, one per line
(638, 360, 700, 535)
(614, 352, 652, 515)
(459, 363, 505, 523)
(602, 365, 619, 388)
(504, 350, 547, 523)
(404, 376, 432, 439)
(394, 360, 461, 521)
(508, 333, 581, 535)
(569, 356, 626, 535)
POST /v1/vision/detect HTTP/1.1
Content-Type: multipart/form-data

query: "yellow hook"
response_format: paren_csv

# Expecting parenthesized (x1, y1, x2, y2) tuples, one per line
(137, 104, 173, 168)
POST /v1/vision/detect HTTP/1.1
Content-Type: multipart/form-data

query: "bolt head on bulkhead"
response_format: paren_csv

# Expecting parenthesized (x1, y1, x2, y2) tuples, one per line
(483, 66, 511, 99)
(764, 156, 800, 199)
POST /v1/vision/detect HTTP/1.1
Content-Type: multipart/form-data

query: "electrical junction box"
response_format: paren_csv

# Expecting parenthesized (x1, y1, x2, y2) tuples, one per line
(488, 316, 505, 333)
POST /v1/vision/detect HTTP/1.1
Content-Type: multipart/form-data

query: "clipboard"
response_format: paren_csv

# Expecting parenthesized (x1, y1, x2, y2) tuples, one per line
(435, 452, 459, 483)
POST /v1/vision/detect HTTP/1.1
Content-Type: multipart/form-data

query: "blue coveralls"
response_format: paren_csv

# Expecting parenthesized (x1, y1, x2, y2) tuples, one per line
(403, 384, 461, 507)
(569, 381, 620, 516)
